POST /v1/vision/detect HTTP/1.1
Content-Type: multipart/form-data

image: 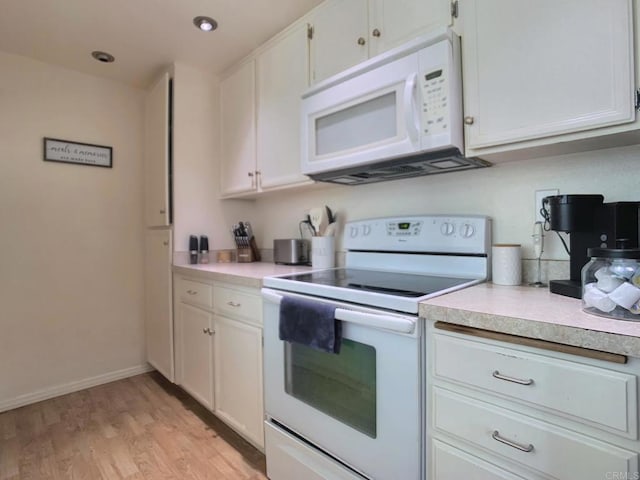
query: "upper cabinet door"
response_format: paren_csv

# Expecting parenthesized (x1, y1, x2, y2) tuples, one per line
(220, 60, 257, 196)
(368, 0, 452, 56)
(309, 0, 369, 84)
(257, 23, 312, 190)
(144, 72, 170, 227)
(462, 0, 635, 150)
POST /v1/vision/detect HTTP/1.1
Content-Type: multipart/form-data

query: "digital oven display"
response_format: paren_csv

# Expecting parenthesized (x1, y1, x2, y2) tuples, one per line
(398, 222, 411, 230)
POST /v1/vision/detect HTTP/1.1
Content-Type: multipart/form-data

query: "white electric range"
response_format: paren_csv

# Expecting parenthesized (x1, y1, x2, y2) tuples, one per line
(262, 215, 491, 480)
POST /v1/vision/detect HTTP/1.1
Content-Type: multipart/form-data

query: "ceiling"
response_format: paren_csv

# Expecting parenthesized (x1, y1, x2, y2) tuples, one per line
(0, 0, 322, 88)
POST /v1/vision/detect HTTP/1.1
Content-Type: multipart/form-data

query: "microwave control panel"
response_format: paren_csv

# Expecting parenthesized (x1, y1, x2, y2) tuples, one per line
(420, 65, 449, 136)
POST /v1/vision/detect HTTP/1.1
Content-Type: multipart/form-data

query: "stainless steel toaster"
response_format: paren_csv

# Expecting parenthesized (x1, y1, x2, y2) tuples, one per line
(274, 239, 309, 265)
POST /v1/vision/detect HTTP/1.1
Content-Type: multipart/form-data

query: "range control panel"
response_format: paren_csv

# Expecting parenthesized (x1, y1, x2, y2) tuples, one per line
(345, 215, 491, 255)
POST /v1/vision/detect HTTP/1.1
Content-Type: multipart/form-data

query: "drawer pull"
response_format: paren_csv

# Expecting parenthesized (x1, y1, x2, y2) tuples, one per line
(492, 370, 534, 386)
(187, 290, 197, 295)
(491, 430, 534, 453)
(227, 301, 241, 307)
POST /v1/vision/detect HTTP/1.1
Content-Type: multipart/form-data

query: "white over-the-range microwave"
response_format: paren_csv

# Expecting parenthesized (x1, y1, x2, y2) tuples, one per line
(301, 27, 489, 185)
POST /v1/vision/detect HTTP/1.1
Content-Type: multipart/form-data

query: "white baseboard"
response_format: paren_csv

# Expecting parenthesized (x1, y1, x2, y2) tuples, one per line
(0, 363, 154, 413)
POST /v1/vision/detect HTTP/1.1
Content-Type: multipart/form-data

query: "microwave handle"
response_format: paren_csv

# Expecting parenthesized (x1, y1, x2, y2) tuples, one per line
(403, 73, 420, 142)
(261, 288, 415, 334)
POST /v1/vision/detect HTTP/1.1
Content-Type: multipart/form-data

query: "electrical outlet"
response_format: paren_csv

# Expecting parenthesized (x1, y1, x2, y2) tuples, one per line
(535, 189, 559, 222)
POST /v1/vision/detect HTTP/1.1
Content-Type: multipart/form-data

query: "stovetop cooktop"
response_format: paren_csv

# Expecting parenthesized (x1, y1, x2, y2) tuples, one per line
(275, 268, 471, 298)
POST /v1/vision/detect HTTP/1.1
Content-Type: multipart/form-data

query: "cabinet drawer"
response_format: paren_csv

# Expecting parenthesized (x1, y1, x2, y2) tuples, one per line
(433, 333, 637, 438)
(177, 278, 213, 309)
(432, 439, 529, 480)
(433, 387, 639, 480)
(214, 285, 261, 324)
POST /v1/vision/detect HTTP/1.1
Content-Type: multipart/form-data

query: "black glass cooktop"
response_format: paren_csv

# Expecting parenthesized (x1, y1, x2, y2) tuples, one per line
(278, 268, 470, 298)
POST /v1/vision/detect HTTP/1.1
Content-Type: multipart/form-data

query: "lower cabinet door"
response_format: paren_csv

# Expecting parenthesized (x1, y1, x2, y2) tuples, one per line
(431, 439, 529, 480)
(213, 315, 264, 448)
(176, 303, 213, 410)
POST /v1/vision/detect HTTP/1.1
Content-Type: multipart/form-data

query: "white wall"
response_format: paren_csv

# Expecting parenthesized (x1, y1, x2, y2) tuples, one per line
(253, 145, 640, 260)
(172, 63, 256, 253)
(0, 52, 147, 409)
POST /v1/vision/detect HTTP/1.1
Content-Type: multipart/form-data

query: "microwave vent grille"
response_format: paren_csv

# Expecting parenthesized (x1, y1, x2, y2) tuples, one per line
(309, 149, 491, 185)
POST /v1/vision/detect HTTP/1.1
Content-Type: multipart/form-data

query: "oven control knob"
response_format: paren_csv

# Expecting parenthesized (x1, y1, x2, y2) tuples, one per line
(362, 224, 372, 236)
(440, 222, 455, 236)
(461, 223, 475, 238)
(350, 226, 359, 238)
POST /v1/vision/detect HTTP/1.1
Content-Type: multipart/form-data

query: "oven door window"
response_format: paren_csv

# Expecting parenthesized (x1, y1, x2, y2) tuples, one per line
(284, 339, 376, 438)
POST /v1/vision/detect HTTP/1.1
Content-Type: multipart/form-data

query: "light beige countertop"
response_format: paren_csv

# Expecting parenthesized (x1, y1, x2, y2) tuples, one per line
(420, 283, 640, 357)
(172, 262, 312, 289)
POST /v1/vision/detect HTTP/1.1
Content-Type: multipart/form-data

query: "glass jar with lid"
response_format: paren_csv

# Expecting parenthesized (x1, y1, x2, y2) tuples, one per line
(582, 244, 640, 321)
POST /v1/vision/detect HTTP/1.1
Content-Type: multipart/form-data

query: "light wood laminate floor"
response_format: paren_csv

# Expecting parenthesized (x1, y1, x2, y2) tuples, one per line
(0, 372, 268, 479)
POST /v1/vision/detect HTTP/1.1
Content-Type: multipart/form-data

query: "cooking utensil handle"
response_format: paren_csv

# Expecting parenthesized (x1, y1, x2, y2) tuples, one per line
(403, 73, 419, 142)
(261, 289, 415, 334)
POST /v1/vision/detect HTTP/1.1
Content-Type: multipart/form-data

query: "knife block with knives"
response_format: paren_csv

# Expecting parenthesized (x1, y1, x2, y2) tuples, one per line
(232, 222, 261, 263)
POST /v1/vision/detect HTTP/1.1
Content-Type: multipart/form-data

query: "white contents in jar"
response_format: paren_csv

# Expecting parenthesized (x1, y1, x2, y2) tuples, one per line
(608, 281, 640, 310)
(609, 259, 638, 279)
(583, 283, 617, 313)
(594, 267, 625, 293)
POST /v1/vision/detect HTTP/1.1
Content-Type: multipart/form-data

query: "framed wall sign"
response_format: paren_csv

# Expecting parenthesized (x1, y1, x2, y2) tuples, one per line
(43, 138, 112, 168)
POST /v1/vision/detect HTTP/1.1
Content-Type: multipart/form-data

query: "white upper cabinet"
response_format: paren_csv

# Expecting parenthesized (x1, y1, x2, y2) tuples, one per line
(461, 0, 635, 153)
(309, 0, 452, 84)
(310, 0, 370, 83)
(220, 24, 313, 198)
(144, 72, 170, 227)
(220, 60, 257, 196)
(368, 0, 452, 56)
(257, 22, 312, 190)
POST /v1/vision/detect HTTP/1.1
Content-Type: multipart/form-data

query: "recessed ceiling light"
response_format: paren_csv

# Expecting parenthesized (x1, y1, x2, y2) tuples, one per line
(91, 51, 115, 63)
(193, 16, 218, 32)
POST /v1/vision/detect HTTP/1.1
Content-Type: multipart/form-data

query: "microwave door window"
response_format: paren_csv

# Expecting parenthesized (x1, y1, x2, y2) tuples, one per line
(315, 92, 397, 157)
(284, 339, 377, 438)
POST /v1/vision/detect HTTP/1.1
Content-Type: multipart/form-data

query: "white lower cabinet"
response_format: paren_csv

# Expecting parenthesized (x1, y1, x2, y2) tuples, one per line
(175, 302, 214, 410)
(426, 322, 640, 480)
(213, 315, 264, 448)
(432, 439, 527, 480)
(174, 275, 265, 450)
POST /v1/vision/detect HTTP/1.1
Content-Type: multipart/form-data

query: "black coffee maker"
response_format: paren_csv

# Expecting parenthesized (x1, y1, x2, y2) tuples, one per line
(542, 194, 640, 299)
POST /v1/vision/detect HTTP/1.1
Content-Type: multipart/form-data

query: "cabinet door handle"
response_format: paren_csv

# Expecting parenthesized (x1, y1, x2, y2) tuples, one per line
(464, 116, 475, 125)
(492, 431, 534, 453)
(160, 209, 166, 214)
(203, 327, 210, 334)
(162, 241, 169, 246)
(357, 37, 366, 46)
(492, 370, 534, 386)
(227, 301, 241, 307)
(372, 28, 381, 37)
(187, 290, 197, 295)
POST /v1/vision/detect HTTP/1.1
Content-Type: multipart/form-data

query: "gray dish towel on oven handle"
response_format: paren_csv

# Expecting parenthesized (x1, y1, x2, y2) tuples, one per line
(278, 295, 342, 354)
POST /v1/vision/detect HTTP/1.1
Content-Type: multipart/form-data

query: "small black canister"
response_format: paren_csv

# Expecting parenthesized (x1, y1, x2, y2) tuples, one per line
(189, 235, 199, 264)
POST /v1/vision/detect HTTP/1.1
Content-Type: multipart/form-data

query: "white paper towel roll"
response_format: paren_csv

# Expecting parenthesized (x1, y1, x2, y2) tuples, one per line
(492, 244, 522, 286)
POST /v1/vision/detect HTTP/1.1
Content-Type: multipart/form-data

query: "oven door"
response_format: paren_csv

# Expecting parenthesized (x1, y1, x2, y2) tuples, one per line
(262, 288, 422, 480)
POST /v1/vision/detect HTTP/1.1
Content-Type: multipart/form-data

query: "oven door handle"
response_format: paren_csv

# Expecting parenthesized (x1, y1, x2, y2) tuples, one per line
(262, 289, 415, 334)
